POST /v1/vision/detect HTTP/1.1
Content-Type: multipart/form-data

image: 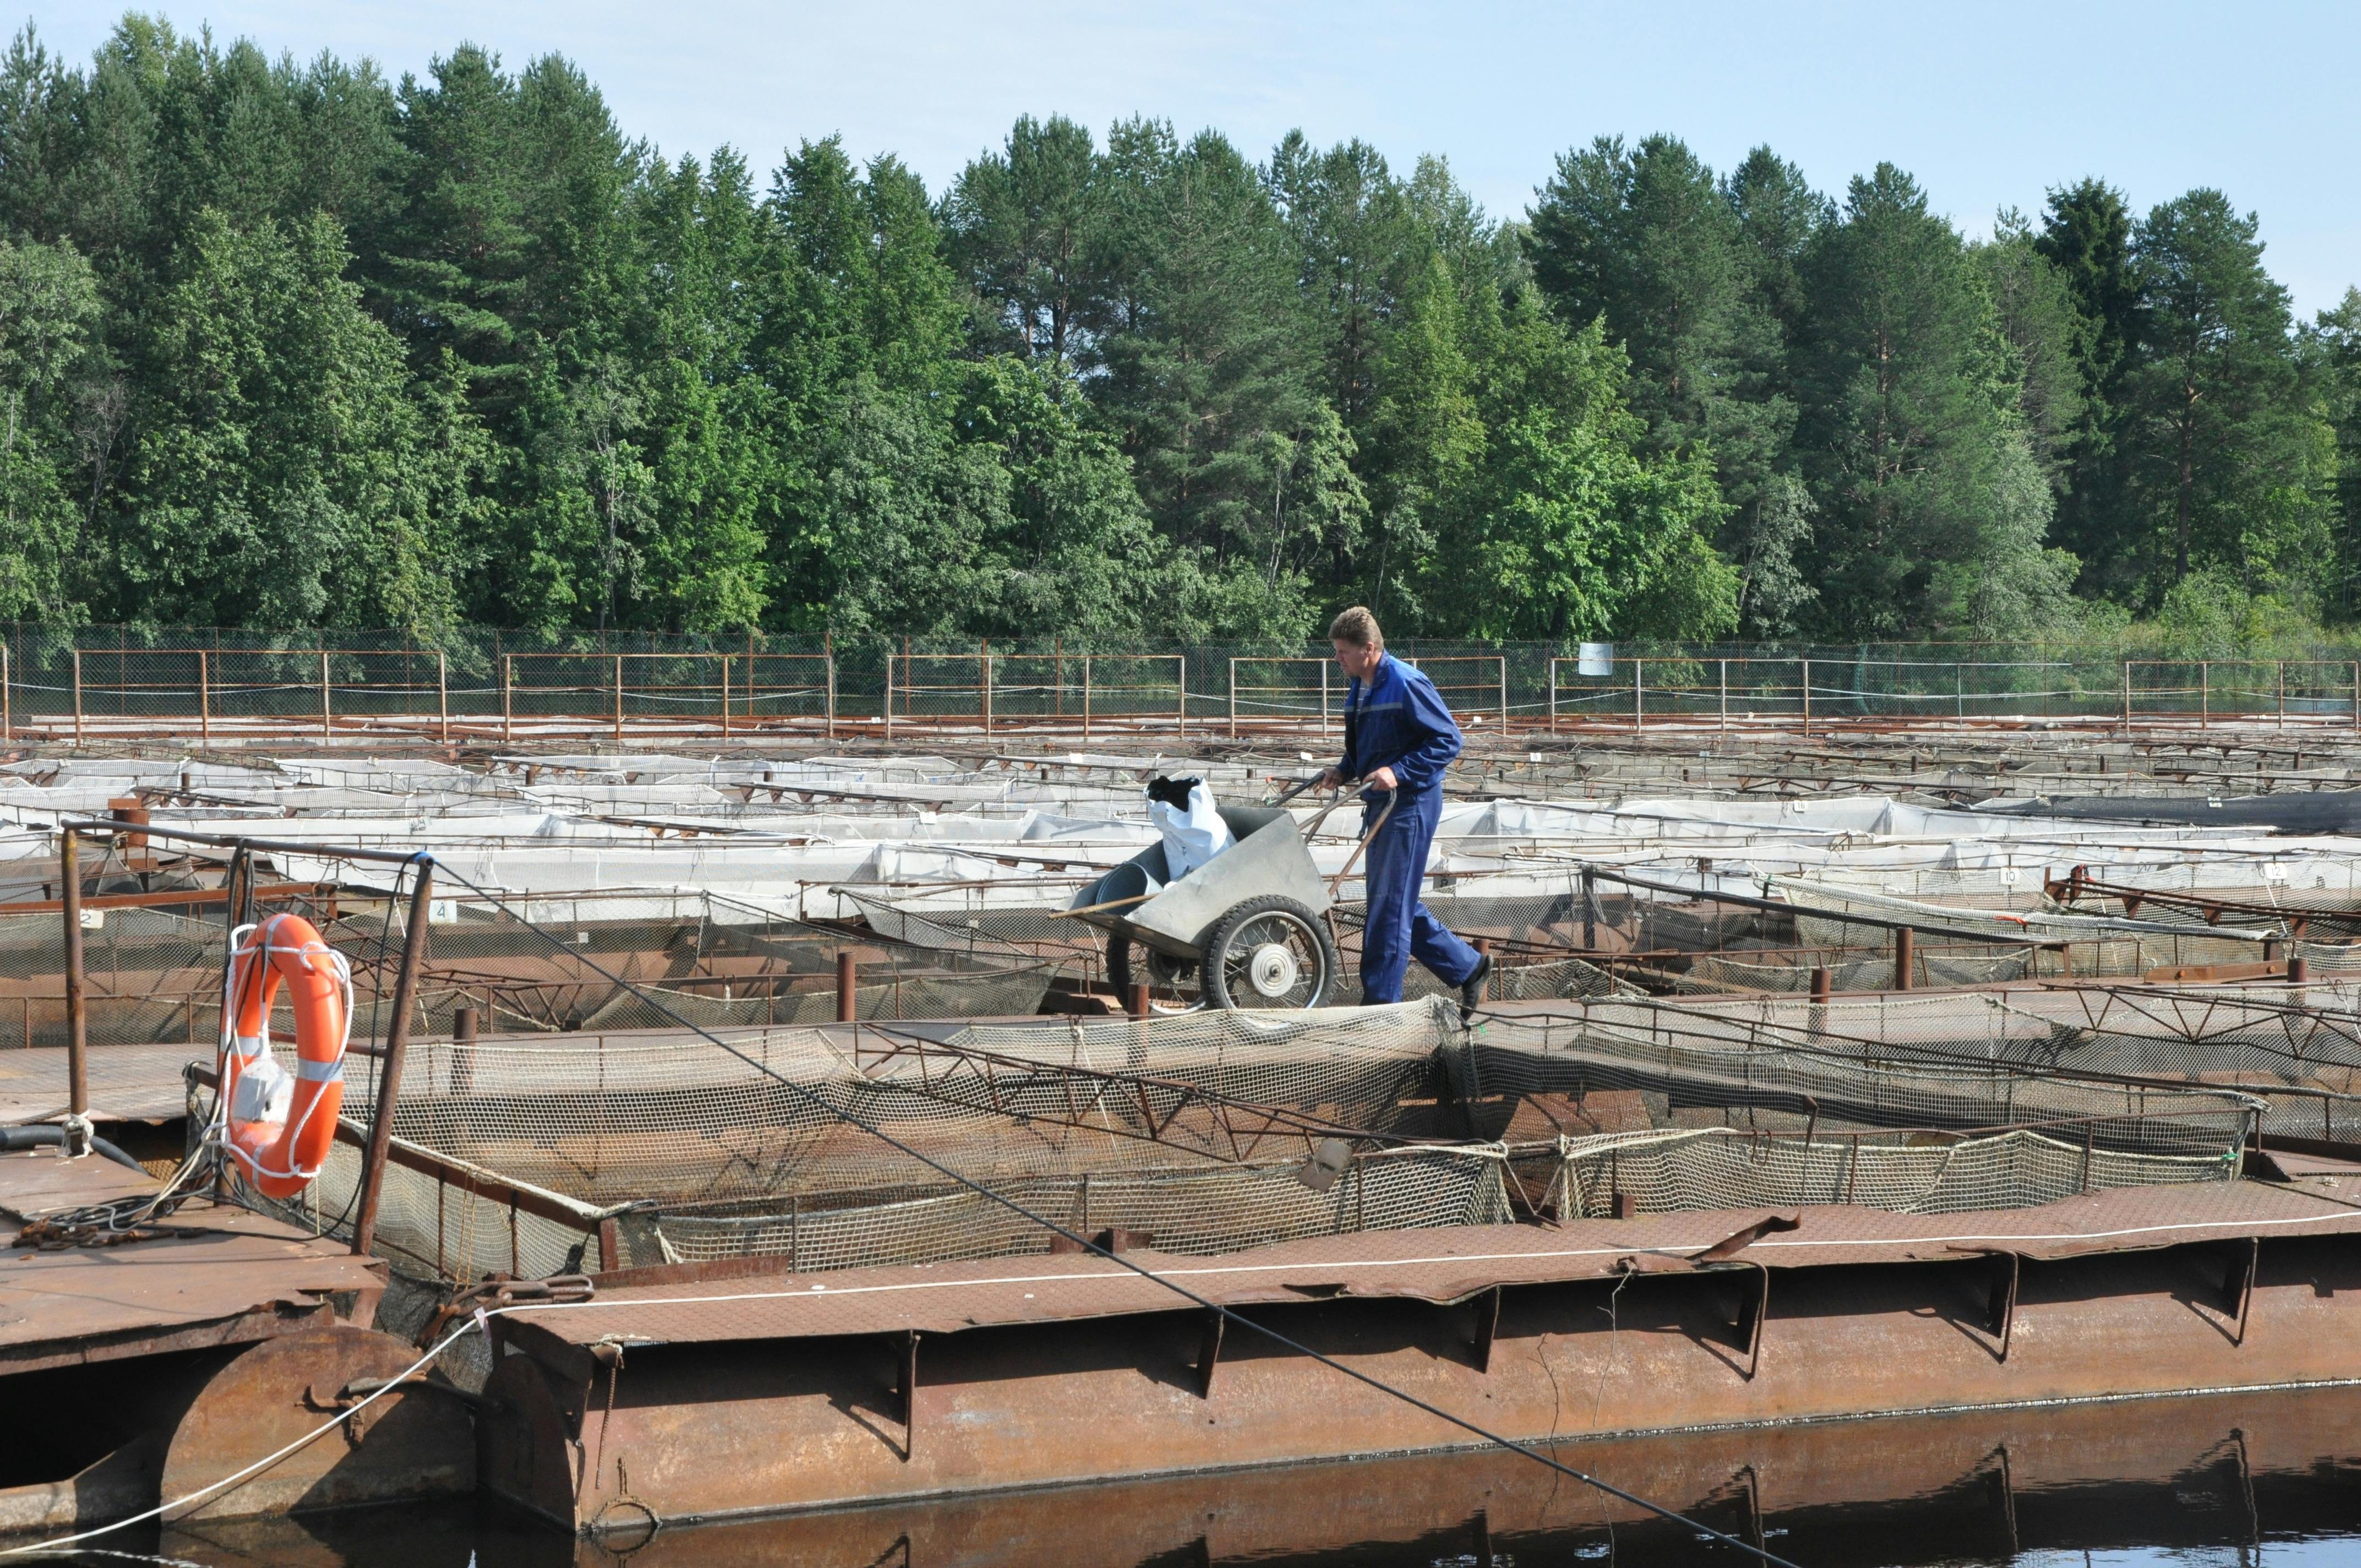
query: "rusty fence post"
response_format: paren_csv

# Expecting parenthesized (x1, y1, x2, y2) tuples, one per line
(837, 949, 857, 1023)
(1892, 925, 1914, 992)
(70, 649, 81, 744)
(319, 650, 331, 741)
(1175, 655, 1188, 738)
(2, 643, 10, 742)
(198, 650, 210, 745)
(58, 827, 88, 1157)
(720, 654, 731, 741)
(502, 655, 514, 743)
(2200, 661, 2209, 728)
(1800, 658, 1811, 736)
(1634, 658, 1644, 733)
(1081, 655, 1092, 742)
(613, 654, 625, 743)
(352, 858, 436, 1259)
(1228, 657, 1239, 739)
(437, 650, 449, 744)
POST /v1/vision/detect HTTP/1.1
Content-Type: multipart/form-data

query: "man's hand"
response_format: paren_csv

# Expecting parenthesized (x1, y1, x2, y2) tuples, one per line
(1364, 765, 1399, 792)
(1316, 767, 1343, 790)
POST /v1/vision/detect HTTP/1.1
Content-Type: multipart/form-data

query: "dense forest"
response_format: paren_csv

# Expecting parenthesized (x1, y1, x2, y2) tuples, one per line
(0, 16, 2353, 647)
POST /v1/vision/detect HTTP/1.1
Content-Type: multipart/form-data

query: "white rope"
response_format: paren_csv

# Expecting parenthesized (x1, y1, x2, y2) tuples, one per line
(0, 1315, 487, 1559)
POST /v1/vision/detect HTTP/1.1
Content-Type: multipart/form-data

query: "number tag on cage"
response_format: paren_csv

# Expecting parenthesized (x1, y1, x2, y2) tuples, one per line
(1999, 867, 2021, 887)
(2266, 864, 2289, 884)
(428, 897, 458, 924)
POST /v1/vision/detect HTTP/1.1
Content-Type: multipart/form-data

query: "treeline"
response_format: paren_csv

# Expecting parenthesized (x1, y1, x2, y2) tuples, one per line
(0, 18, 2352, 646)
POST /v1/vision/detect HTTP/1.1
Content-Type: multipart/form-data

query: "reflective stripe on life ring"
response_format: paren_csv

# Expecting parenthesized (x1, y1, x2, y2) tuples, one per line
(220, 913, 350, 1200)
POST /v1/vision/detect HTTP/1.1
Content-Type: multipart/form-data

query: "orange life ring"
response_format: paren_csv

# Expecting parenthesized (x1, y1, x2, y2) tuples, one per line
(220, 913, 351, 1199)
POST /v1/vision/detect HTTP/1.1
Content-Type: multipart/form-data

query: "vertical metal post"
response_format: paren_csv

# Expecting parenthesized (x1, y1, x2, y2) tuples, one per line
(826, 648, 839, 741)
(2, 643, 11, 742)
(1800, 658, 1811, 736)
(320, 650, 331, 741)
(1892, 925, 1914, 992)
(1581, 867, 1597, 951)
(1720, 658, 1728, 731)
(437, 651, 449, 743)
(71, 649, 81, 744)
(613, 654, 625, 743)
(1228, 657, 1238, 739)
(2278, 661, 2286, 729)
(1323, 660, 1332, 737)
(1633, 659, 1643, 732)
(2352, 662, 2358, 736)
(450, 1004, 477, 1098)
(58, 828, 87, 1156)
(502, 655, 513, 743)
(1053, 637, 1063, 718)
(1498, 658, 1508, 734)
(980, 639, 992, 737)
(198, 650, 210, 744)
(1082, 656, 1092, 742)
(1175, 655, 1188, 737)
(1548, 658, 1558, 733)
(352, 862, 435, 1259)
(2200, 661, 2209, 728)
(1128, 981, 1150, 1019)
(720, 655, 731, 740)
(837, 949, 857, 1023)
(2122, 661, 2132, 733)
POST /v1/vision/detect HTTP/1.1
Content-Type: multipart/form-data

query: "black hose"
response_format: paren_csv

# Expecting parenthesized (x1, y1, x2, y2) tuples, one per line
(0, 1124, 148, 1173)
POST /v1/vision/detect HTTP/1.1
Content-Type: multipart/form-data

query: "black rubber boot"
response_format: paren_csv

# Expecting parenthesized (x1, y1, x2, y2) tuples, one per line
(1459, 952, 1492, 1021)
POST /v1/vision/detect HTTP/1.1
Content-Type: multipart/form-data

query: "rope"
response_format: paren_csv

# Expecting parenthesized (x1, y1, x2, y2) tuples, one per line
(0, 1314, 487, 1559)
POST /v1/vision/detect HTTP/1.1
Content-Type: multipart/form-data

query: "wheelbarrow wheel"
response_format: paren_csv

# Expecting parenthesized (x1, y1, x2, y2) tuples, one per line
(1201, 895, 1340, 1010)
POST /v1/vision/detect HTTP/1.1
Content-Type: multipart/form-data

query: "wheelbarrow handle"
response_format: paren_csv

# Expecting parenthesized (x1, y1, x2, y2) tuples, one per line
(1271, 774, 1325, 805)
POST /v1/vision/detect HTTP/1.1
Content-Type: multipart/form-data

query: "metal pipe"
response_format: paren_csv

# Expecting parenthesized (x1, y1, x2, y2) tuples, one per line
(1893, 925, 1914, 991)
(837, 949, 857, 1023)
(58, 827, 88, 1156)
(352, 858, 436, 1259)
(56, 817, 463, 866)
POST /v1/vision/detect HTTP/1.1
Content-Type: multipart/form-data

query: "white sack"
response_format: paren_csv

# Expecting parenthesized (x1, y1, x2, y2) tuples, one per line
(1146, 778, 1234, 878)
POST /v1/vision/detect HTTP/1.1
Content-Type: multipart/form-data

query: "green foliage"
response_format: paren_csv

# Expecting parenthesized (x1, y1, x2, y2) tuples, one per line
(0, 14, 2344, 646)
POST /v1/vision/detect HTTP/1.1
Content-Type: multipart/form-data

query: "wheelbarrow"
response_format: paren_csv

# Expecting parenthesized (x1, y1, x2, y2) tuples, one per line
(1064, 797, 1342, 1009)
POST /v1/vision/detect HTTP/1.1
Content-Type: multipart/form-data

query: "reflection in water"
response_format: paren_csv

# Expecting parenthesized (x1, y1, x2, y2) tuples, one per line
(143, 1385, 2361, 1566)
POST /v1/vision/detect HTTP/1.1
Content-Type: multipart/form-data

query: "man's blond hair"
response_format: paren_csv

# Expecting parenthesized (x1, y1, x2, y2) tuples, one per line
(1328, 606, 1383, 649)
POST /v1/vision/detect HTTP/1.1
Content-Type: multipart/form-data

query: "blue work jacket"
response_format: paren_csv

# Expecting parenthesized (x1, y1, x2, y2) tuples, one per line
(1336, 653, 1464, 799)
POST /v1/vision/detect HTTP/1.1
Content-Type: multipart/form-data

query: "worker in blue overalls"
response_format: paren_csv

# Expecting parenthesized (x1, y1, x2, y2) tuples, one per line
(1317, 606, 1490, 1013)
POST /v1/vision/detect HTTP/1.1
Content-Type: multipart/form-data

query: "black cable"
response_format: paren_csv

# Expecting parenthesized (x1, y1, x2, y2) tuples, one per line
(425, 856, 1800, 1566)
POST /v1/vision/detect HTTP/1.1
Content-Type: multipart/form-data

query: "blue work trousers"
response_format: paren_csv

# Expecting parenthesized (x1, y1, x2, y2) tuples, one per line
(1357, 787, 1481, 1005)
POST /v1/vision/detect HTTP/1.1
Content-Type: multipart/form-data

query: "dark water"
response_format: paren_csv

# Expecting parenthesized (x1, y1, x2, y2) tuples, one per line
(68, 1386, 2361, 1566)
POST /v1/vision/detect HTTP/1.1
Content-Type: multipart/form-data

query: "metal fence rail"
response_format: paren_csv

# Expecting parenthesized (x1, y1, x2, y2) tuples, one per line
(3, 634, 2360, 743)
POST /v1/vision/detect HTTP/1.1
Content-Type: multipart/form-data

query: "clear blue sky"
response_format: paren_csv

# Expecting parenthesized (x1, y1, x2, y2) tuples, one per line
(21, 1, 2361, 315)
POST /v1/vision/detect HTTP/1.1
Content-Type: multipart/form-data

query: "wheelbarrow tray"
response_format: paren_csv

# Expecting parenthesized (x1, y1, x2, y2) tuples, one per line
(1068, 805, 1330, 962)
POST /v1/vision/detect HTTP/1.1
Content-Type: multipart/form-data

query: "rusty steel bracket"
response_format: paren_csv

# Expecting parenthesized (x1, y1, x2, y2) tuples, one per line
(1195, 1308, 1225, 1398)
(896, 1330, 920, 1462)
(2225, 1236, 2260, 1346)
(1471, 1285, 1503, 1374)
(1689, 1212, 1800, 1264)
(1985, 1251, 2022, 1362)
(1732, 1263, 1769, 1379)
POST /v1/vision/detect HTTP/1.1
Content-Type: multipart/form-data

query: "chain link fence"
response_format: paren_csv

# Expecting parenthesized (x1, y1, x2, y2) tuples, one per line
(7, 625, 2361, 738)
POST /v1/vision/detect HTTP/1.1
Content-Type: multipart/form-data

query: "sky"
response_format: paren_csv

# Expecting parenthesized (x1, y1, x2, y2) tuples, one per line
(20, 0, 2361, 315)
